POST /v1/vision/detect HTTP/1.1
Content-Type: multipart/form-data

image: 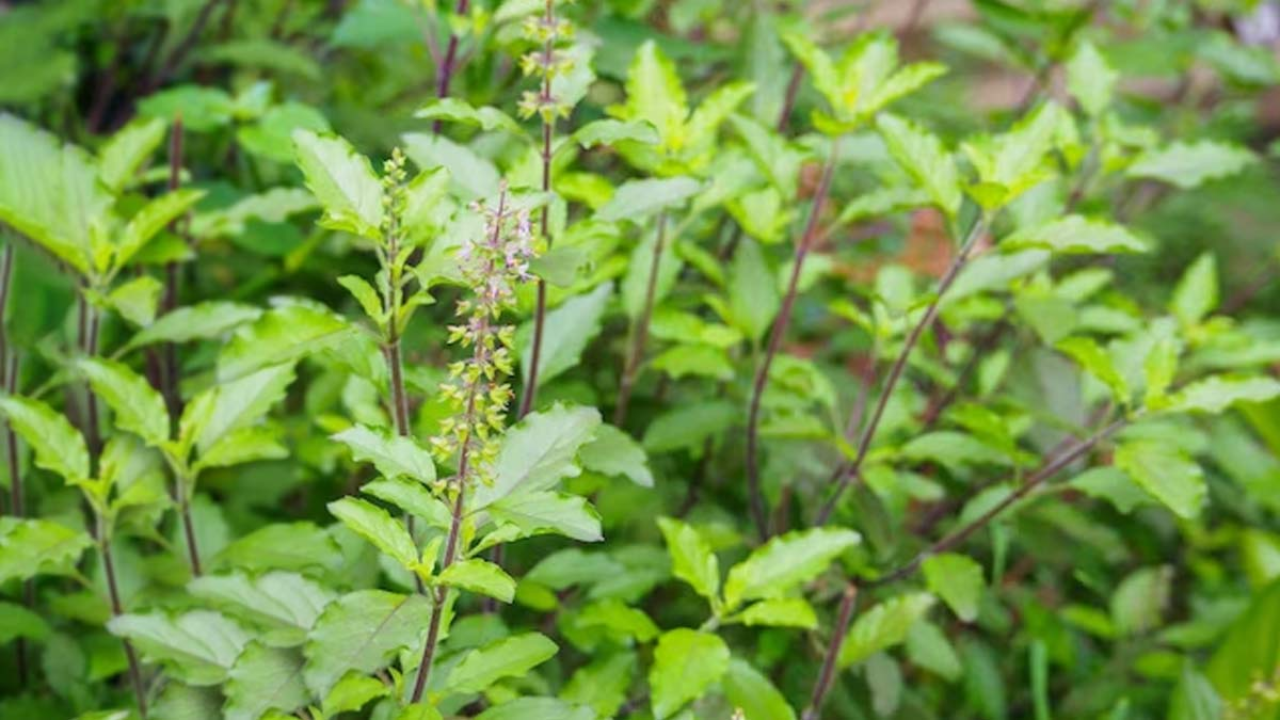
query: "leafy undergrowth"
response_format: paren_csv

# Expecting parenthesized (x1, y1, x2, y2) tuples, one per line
(2, 1, 1280, 719)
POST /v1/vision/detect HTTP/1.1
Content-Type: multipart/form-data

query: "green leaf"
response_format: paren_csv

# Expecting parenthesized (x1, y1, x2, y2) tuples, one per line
(188, 571, 335, 647)
(126, 301, 262, 349)
(922, 553, 985, 623)
(402, 133, 499, 201)
(0, 518, 93, 585)
(656, 517, 720, 602)
(739, 598, 819, 629)
(520, 282, 612, 389)
(573, 119, 660, 149)
(643, 401, 738, 453)
(1002, 215, 1147, 254)
(76, 358, 170, 446)
(1114, 440, 1205, 519)
(1109, 565, 1172, 636)
(445, 632, 559, 694)
(1164, 375, 1280, 415)
(302, 590, 434, 696)
(321, 672, 389, 717)
(597, 177, 702, 223)
(0, 601, 50, 644)
(620, 41, 689, 149)
(840, 593, 936, 667)
(1169, 662, 1223, 720)
(292, 129, 384, 240)
(472, 404, 601, 509)
(475, 698, 594, 720)
(105, 275, 163, 326)
(578, 424, 654, 488)
(723, 657, 797, 720)
(1055, 337, 1130, 405)
(117, 189, 207, 270)
(723, 527, 859, 610)
(98, 117, 168, 193)
(488, 491, 604, 543)
(1143, 336, 1179, 408)
(1127, 141, 1256, 189)
(217, 302, 352, 381)
(1070, 467, 1152, 514)
(562, 651, 637, 718)
(906, 622, 962, 681)
(1207, 579, 1280, 706)
(337, 275, 384, 325)
(332, 424, 436, 484)
(223, 643, 310, 720)
(362, 477, 451, 530)
(137, 86, 234, 132)
(326, 497, 418, 570)
(780, 30, 841, 115)
(650, 344, 734, 381)
(900, 431, 1011, 470)
(108, 610, 249, 685)
(729, 237, 780, 343)
(0, 396, 90, 482)
(214, 522, 340, 576)
(195, 425, 288, 472)
(1065, 41, 1118, 116)
(877, 114, 962, 218)
(414, 98, 521, 134)
(438, 559, 517, 603)
(1170, 252, 1218, 326)
(0, 113, 110, 276)
(190, 362, 296, 455)
(649, 629, 729, 719)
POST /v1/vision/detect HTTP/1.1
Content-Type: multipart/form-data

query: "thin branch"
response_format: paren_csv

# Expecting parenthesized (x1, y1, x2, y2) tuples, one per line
(614, 213, 668, 427)
(816, 215, 987, 526)
(178, 482, 203, 577)
(869, 418, 1125, 588)
(99, 512, 149, 717)
(777, 65, 805, 133)
(431, 0, 472, 135)
(801, 583, 858, 720)
(746, 140, 840, 541)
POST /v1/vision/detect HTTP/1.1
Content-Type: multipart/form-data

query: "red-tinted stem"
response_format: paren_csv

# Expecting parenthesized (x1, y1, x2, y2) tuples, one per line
(431, 0, 472, 135)
(801, 584, 858, 720)
(613, 213, 668, 427)
(745, 141, 839, 540)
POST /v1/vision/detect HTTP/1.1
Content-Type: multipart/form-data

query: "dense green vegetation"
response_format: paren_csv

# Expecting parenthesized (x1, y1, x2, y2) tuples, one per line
(2, 0, 1280, 718)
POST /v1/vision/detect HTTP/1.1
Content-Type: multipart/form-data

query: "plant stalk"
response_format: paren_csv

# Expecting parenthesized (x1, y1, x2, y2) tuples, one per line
(613, 212, 668, 427)
(745, 140, 839, 540)
(801, 583, 858, 720)
(99, 518, 149, 717)
(815, 214, 987, 526)
(432, 0, 472, 135)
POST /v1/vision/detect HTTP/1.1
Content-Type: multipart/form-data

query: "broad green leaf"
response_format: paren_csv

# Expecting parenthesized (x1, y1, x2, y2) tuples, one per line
(332, 424, 436, 484)
(780, 30, 841, 115)
(906, 622, 962, 681)
(488, 491, 604, 543)
(292, 129, 383, 240)
(840, 593, 936, 667)
(362, 477, 451, 530)
(1169, 662, 1223, 720)
(137, 86, 234, 131)
(105, 275, 163, 326)
(1070, 467, 1153, 514)
(739, 598, 819, 629)
(622, 225, 681, 320)
(117, 189, 207, 270)
(439, 559, 517, 602)
(724, 528, 860, 610)
(188, 571, 335, 647)
(0, 113, 110, 276)
(414, 98, 521, 134)
(519, 282, 612, 389)
(76, 358, 170, 446)
(302, 590, 433, 696)
(900, 431, 1011, 470)
(650, 343, 734, 381)
(445, 632, 559, 694)
(643, 401, 738, 453)
(922, 553, 984, 622)
(402, 132, 499, 200)
(217, 303, 352, 381)
(98, 117, 167, 192)
(729, 114, 804, 198)
(729, 236, 780, 343)
(338, 275, 384, 325)
(620, 41, 688, 149)
(108, 610, 250, 685)
(578, 424, 654, 487)
(1127, 141, 1256, 189)
(237, 101, 331, 163)
(1164, 375, 1280, 415)
(214, 522, 341, 576)
(1207, 579, 1280, 706)
(1143, 336, 1179, 408)
(321, 673, 389, 717)
(1055, 337, 1130, 405)
(573, 119, 660, 148)
(573, 600, 660, 642)
(191, 362, 296, 454)
(722, 657, 797, 720)
(223, 643, 309, 720)
(877, 114, 962, 219)
(1109, 565, 1172, 636)
(396, 704, 446, 720)
(597, 177, 701, 223)
(475, 698, 594, 720)
(684, 81, 757, 157)
(472, 404, 601, 509)
(649, 629, 729, 719)
(1065, 41, 1118, 116)
(0, 396, 89, 482)
(0, 518, 93, 585)
(327, 497, 418, 570)
(127, 301, 262, 349)
(1170, 253, 1218, 326)
(0, 601, 50, 644)
(562, 650, 636, 718)
(656, 517, 720, 602)
(195, 425, 288, 472)
(1002, 215, 1147, 254)
(1114, 440, 1205, 519)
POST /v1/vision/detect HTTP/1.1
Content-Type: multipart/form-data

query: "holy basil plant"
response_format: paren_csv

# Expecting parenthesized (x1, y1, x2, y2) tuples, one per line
(1, 1, 1280, 719)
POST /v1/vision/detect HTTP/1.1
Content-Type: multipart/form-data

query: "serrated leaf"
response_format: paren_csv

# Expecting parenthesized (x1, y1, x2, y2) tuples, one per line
(649, 629, 729, 719)
(106, 275, 163, 326)
(0, 396, 90, 482)
(188, 571, 335, 647)
(117, 189, 207, 270)
(446, 632, 559, 694)
(1056, 337, 1130, 405)
(1164, 375, 1280, 415)
(98, 117, 168, 193)
(292, 129, 383, 240)
(840, 593, 936, 667)
(223, 642, 310, 720)
(578, 424, 654, 488)
(723, 657, 797, 720)
(1002, 215, 1147, 254)
(729, 236, 780, 343)
(108, 610, 249, 686)
(621, 41, 688, 149)
(77, 358, 170, 446)
(302, 590, 433, 696)
(724, 527, 859, 610)
(126, 301, 262, 349)
(573, 119, 660, 148)
(739, 598, 819, 629)
(362, 477, 451, 530)
(327, 497, 418, 570)
(1066, 41, 1117, 116)
(191, 362, 296, 454)
(657, 517, 720, 602)
(1127, 141, 1256, 189)
(1171, 252, 1218, 326)
(332, 424, 436, 484)
(471, 404, 601, 509)
(414, 98, 521, 134)
(438, 559, 517, 602)
(337, 275, 384, 325)
(877, 113, 962, 218)
(488, 491, 604, 543)
(0, 518, 94, 585)
(1114, 440, 1205, 519)
(321, 672, 389, 717)
(217, 303, 351, 381)
(597, 177, 701, 223)
(922, 553, 984, 623)
(195, 425, 288, 471)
